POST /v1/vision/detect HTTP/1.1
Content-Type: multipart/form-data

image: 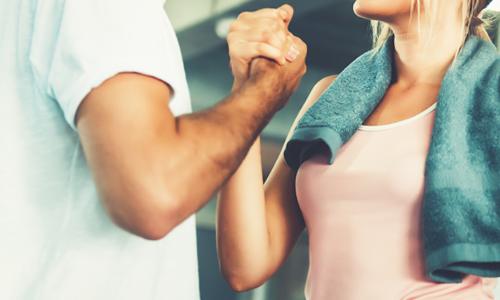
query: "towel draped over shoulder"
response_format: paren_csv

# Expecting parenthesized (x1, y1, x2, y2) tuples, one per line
(284, 35, 500, 283)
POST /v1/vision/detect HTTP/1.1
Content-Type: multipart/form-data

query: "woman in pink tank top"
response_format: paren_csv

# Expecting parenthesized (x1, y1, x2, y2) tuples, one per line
(216, 0, 497, 299)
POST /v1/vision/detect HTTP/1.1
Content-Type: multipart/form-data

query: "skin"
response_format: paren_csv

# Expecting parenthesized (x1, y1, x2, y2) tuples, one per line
(76, 5, 307, 240)
(217, 0, 473, 292)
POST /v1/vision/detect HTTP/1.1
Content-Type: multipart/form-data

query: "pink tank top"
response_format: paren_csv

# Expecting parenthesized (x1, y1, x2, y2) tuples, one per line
(295, 103, 497, 300)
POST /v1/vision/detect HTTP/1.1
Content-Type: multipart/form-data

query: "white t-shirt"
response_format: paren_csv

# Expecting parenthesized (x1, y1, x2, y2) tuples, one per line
(0, 0, 199, 299)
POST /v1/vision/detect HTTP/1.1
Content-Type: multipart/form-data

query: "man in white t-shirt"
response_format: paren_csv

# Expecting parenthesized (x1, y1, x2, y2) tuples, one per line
(0, 0, 305, 299)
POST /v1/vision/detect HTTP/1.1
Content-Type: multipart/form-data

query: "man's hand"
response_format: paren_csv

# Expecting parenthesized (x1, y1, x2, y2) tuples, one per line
(248, 35, 307, 111)
(228, 4, 307, 111)
(228, 5, 304, 87)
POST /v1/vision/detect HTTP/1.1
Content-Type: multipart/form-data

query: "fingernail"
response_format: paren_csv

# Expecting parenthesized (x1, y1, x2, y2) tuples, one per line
(286, 45, 300, 61)
(286, 51, 298, 61)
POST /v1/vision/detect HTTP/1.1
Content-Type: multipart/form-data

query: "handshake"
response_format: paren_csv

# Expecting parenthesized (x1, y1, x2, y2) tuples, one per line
(227, 4, 308, 111)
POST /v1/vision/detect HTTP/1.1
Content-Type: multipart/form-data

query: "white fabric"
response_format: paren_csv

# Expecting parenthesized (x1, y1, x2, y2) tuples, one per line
(0, 0, 199, 299)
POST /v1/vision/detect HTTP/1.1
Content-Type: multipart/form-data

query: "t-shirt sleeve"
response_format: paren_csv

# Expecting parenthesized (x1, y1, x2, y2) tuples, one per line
(30, 0, 183, 130)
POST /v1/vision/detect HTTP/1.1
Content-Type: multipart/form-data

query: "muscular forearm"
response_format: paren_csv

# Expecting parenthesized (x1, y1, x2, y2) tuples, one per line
(151, 80, 287, 236)
(132, 78, 289, 240)
(78, 21, 307, 239)
(78, 74, 290, 240)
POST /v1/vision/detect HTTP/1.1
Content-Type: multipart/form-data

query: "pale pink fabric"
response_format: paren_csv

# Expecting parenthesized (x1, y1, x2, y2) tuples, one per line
(295, 104, 497, 300)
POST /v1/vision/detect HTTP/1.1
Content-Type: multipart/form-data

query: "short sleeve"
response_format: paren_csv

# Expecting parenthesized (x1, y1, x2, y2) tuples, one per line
(30, 0, 183, 130)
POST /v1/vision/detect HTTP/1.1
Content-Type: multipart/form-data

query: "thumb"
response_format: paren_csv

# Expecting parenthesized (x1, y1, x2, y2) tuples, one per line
(278, 4, 294, 27)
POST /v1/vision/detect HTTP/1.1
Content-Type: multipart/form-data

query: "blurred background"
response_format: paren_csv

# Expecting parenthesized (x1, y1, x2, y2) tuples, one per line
(163, 1, 500, 299)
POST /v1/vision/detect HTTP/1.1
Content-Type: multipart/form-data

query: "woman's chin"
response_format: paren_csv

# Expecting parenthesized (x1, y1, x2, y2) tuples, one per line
(353, 2, 382, 20)
(353, 0, 409, 22)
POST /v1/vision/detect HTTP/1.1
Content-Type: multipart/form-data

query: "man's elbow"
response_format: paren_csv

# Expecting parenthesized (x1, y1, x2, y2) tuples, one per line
(105, 190, 184, 241)
(225, 274, 266, 293)
(226, 278, 258, 293)
(128, 217, 177, 241)
(221, 266, 268, 293)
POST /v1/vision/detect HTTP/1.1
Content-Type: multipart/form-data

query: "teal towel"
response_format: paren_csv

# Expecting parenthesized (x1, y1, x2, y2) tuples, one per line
(284, 35, 500, 283)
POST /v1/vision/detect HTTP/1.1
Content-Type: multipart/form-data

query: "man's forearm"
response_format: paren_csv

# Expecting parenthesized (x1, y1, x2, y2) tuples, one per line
(77, 45, 305, 239)
(161, 81, 285, 227)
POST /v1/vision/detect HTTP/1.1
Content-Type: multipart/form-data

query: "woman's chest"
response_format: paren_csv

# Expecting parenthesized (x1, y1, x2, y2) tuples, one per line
(296, 111, 435, 217)
(363, 84, 439, 126)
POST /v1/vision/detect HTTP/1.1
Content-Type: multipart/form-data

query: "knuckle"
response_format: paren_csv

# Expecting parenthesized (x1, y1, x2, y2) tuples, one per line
(227, 35, 240, 47)
(238, 11, 250, 20)
(278, 31, 287, 41)
(297, 39, 308, 52)
(262, 18, 276, 28)
(228, 49, 238, 59)
(256, 43, 266, 52)
(260, 30, 271, 42)
(260, 8, 279, 18)
(270, 20, 282, 31)
(270, 23, 279, 33)
(269, 36, 281, 48)
(229, 45, 244, 58)
(228, 21, 239, 33)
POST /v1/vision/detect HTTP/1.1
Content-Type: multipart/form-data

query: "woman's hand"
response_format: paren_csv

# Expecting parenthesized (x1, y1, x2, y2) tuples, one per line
(227, 4, 302, 89)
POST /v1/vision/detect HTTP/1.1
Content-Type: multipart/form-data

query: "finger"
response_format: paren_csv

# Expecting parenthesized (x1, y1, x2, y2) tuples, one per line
(228, 28, 287, 51)
(249, 8, 286, 21)
(233, 42, 286, 65)
(278, 4, 294, 26)
(288, 35, 308, 61)
(291, 35, 307, 57)
(245, 7, 292, 25)
(286, 44, 301, 62)
(230, 16, 287, 35)
(284, 35, 299, 62)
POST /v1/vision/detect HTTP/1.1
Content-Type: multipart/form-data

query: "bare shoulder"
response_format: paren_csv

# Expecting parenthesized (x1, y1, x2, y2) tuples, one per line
(284, 75, 337, 139)
(312, 75, 337, 95)
(299, 75, 337, 115)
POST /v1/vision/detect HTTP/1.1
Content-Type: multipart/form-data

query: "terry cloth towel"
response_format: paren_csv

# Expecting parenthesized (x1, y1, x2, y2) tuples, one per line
(284, 35, 500, 283)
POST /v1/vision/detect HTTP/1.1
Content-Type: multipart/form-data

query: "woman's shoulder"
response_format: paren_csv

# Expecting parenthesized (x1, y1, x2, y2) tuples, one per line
(313, 75, 337, 96)
(291, 75, 337, 124)
(302, 75, 337, 111)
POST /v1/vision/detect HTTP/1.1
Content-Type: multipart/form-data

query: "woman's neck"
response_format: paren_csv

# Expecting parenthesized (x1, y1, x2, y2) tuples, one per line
(389, 15, 465, 87)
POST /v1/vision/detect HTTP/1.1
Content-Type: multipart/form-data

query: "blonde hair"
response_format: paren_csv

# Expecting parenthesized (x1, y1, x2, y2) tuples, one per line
(371, 0, 493, 50)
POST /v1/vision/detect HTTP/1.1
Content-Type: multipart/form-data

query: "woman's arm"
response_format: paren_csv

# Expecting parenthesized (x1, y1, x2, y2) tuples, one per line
(217, 75, 336, 291)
